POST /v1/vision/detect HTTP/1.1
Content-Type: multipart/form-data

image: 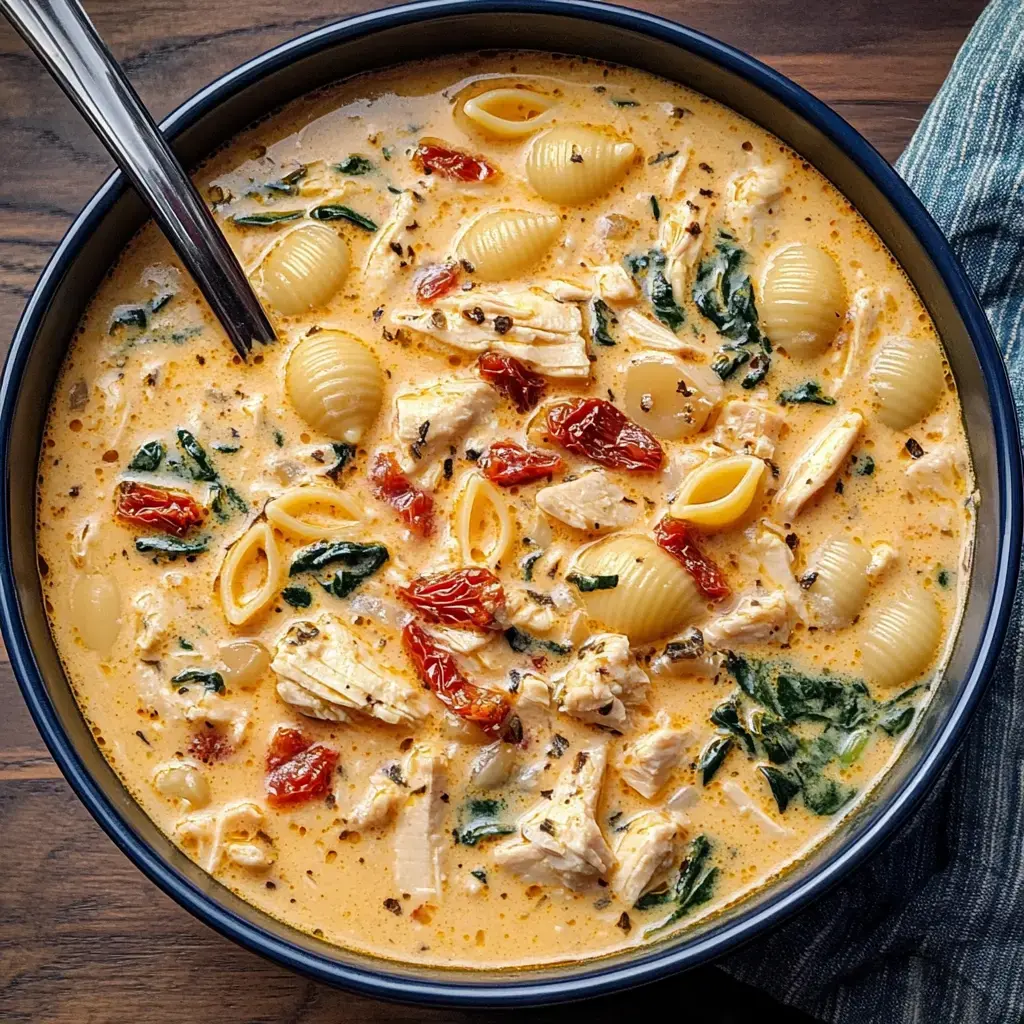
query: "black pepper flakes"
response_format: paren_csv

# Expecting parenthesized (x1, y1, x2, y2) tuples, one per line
(462, 306, 486, 325)
(616, 912, 632, 933)
(906, 438, 925, 459)
(383, 897, 402, 915)
(785, 533, 799, 550)
(493, 315, 513, 335)
(798, 571, 819, 590)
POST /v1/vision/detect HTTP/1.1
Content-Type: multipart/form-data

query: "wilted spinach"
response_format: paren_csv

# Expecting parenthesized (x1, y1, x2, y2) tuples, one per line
(290, 540, 389, 599)
(643, 834, 718, 935)
(626, 248, 686, 331)
(778, 381, 836, 406)
(589, 298, 618, 347)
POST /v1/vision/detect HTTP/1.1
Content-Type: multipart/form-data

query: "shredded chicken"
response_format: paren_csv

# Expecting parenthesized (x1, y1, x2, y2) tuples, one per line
(363, 190, 418, 291)
(714, 400, 785, 460)
(867, 542, 899, 579)
(593, 263, 637, 303)
(272, 615, 426, 727)
(746, 525, 806, 621)
(177, 799, 275, 872)
(392, 745, 448, 899)
(494, 742, 613, 889)
(832, 285, 889, 395)
(775, 412, 863, 521)
(536, 471, 638, 533)
(551, 633, 649, 730)
(394, 377, 497, 474)
(723, 165, 784, 244)
(183, 692, 250, 746)
(504, 586, 557, 633)
(658, 189, 709, 302)
(132, 590, 168, 662)
(610, 810, 682, 907)
(620, 727, 690, 799)
(349, 765, 406, 829)
(391, 287, 590, 378)
(618, 307, 702, 355)
(703, 590, 795, 647)
(541, 279, 592, 302)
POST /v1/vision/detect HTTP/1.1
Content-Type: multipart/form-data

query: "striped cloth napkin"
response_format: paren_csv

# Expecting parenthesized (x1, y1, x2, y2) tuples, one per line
(722, 0, 1024, 1020)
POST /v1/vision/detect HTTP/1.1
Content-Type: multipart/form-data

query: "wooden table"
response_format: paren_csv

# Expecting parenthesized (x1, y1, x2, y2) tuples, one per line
(0, 1, 985, 1020)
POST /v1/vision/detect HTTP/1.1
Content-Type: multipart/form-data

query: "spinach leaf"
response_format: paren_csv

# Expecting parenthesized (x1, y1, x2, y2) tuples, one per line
(566, 571, 619, 592)
(693, 232, 771, 388)
(135, 535, 208, 557)
(310, 204, 378, 231)
(291, 541, 389, 599)
(231, 210, 303, 226)
(697, 735, 733, 785)
(325, 441, 356, 481)
(171, 668, 225, 693)
(626, 249, 685, 331)
(520, 551, 543, 582)
(455, 822, 516, 846)
(778, 381, 836, 406)
(176, 429, 218, 482)
(853, 454, 875, 476)
(799, 770, 855, 816)
(649, 195, 661, 221)
(589, 298, 618, 347)
(109, 305, 148, 333)
(503, 626, 572, 658)
(643, 835, 718, 935)
(634, 888, 674, 910)
(149, 290, 175, 313)
(759, 765, 802, 813)
(210, 482, 248, 521)
(648, 149, 679, 166)
(281, 585, 312, 609)
(878, 705, 915, 736)
(334, 155, 376, 175)
(127, 440, 165, 472)
(454, 797, 514, 846)
(709, 699, 756, 755)
(253, 166, 307, 197)
(611, 98, 639, 107)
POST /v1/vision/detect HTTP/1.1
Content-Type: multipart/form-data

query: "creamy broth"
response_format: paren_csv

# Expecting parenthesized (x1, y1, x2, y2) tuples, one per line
(36, 52, 972, 969)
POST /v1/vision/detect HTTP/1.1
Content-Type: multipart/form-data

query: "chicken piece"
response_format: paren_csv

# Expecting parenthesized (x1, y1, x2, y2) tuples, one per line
(391, 287, 589, 378)
(832, 285, 889, 394)
(504, 586, 557, 634)
(363, 190, 417, 291)
(620, 727, 690, 799)
(703, 589, 795, 647)
(722, 780, 788, 837)
(183, 692, 250, 746)
(867, 542, 899, 579)
(904, 443, 968, 503)
(723, 165, 784, 244)
(177, 799, 274, 872)
(394, 377, 497, 474)
(551, 633, 649, 731)
(775, 412, 863, 521)
(714, 400, 785, 460)
(536, 471, 638, 533)
(593, 263, 637, 303)
(470, 741, 517, 790)
(658, 190, 710, 302)
(132, 590, 168, 662)
(595, 212, 637, 240)
(609, 810, 682, 907)
(494, 742, 613, 888)
(662, 145, 692, 198)
(746, 525, 806, 620)
(349, 764, 406, 829)
(272, 615, 426, 727)
(393, 745, 448, 899)
(541, 279, 592, 302)
(619, 308, 702, 355)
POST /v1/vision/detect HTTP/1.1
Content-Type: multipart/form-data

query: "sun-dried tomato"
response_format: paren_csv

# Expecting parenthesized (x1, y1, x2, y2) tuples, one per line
(403, 621, 516, 739)
(398, 567, 505, 630)
(265, 726, 311, 770)
(477, 351, 546, 413)
(265, 736, 339, 808)
(369, 451, 434, 537)
(415, 262, 461, 302)
(115, 480, 205, 536)
(480, 440, 564, 486)
(414, 140, 498, 182)
(188, 728, 232, 764)
(654, 516, 731, 601)
(546, 398, 664, 472)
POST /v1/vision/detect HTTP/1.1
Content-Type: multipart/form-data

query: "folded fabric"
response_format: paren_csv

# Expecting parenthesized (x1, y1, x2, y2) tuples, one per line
(722, 1, 1024, 1020)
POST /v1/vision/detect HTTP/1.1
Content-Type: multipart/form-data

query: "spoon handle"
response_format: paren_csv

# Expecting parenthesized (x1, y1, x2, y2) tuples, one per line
(0, 0, 275, 358)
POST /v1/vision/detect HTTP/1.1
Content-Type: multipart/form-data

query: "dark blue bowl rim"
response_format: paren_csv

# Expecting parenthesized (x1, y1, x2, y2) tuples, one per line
(1, 0, 1020, 1006)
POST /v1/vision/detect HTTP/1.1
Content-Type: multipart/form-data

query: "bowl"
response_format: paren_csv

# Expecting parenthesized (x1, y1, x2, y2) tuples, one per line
(1, 0, 1020, 1006)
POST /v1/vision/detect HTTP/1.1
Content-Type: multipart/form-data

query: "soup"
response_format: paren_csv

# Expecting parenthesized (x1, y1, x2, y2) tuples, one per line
(35, 52, 972, 968)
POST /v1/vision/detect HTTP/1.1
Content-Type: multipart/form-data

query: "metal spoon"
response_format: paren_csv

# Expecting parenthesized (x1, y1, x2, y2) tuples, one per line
(0, 0, 275, 359)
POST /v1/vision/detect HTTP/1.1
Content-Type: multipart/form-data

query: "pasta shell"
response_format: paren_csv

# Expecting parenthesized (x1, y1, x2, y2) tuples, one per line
(70, 572, 121, 654)
(624, 353, 722, 440)
(526, 125, 635, 205)
(805, 536, 872, 629)
(265, 484, 364, 541)
(669, 455, 765, 530)
(463, 88, 557, 138)
(257, 223, 349, 316)
(219, 521, 283, 627)
(868, 335, 945, 430)
(453, 210, 562, 281)
(286, 331, 383, 443)
(860, 589, 942, 688)
(572, 534, 703, 643)
(455, 473, 515, 568)
(760, 243, 846, 357)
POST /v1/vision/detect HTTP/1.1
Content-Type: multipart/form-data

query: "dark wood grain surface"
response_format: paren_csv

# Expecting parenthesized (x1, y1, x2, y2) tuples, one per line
(0, 1, 985, 1020)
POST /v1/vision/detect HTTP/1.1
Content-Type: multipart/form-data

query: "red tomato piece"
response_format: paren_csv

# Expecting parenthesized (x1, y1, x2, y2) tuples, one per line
(265, 726, 311, 770)
(546, 398, 664, 472)
(415, 262, 461, 303)
(115, 481, 205, 536)
(266, 744, 339, 807)
(369, 452, 434, 537)
(477, 351, 546, 413)
(480, 440, 564, 486)
(188, 728, 232, 764)
(402, 621, 515, 739)
(398, 567, 505, 630)
(414, 141, 498, 182)
(654, 516, 731, 601)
